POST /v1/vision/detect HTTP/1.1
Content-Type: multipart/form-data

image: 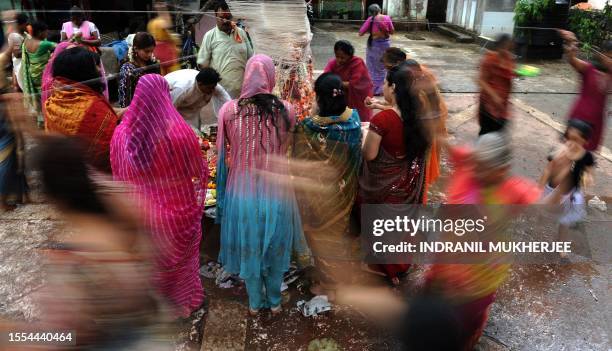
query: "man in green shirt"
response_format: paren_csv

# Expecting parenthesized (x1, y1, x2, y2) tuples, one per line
(197, 0, 254, 98)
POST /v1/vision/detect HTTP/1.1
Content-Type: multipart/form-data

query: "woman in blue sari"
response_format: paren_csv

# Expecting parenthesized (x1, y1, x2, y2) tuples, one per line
(291, 73, 362, 299)
(0, 95, 28, 210)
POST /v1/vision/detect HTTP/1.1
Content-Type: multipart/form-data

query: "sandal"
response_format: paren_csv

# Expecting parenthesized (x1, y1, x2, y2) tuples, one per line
(248, 308, 259, 317)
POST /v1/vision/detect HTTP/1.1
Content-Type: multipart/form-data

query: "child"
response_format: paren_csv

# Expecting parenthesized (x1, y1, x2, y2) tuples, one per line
(539, 119, 595, 257)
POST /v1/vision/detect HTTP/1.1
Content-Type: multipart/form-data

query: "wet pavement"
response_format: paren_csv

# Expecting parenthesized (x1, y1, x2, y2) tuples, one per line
(1, 24, 611, 351)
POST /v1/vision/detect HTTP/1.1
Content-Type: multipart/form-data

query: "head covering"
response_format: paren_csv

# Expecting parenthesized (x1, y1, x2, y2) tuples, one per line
(41, 42, 108, 104)
(119, 74, 186, 169)
(239, 54, 276, 99)
(474, 132, 511, 169)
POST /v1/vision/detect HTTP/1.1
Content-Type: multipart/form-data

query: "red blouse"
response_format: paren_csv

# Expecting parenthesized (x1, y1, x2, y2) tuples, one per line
(369, 109, 406, 157)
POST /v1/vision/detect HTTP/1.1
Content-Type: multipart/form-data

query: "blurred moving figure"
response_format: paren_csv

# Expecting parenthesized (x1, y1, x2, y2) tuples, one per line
(148, 1, 181, 76)
(425, 132, 567, 350)
(359, 4, 394, 96)
(44, 47, 118, 173)
(34, 136, 171, 350)
(60, 6, 101, 51)
(216, 55, 308, 315)
(404, 59, 448, 203)
(119, 32, 160, 108)
(559, 30, 611, 151)
(21, 21, 55, 127)
(291, 73, 362, 299)
(324, 40, 373, 122)
(111, 74, 207, 318)
(197, 0, 254, 98)
(166, 68, 231, 129)
(477, 34, 515, 136)
(360, 63, 430, 284)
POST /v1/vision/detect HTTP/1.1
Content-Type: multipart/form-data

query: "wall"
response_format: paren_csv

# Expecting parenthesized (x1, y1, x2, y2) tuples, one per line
(479, 11, 514, 37)
(386, 0, 429, 19)
(386, 0, 404, 17)
(446, 0, 516, 36)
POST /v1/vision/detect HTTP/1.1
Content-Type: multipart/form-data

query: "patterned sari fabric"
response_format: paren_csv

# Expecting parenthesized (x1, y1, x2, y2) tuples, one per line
(111, 74, 207, 318)
(41, 42, 109, 106)
(291, 108, 362, 286)
(21, 39, 55, 125)
(216, 55, 309, 310)
(44, 78, 118, 173)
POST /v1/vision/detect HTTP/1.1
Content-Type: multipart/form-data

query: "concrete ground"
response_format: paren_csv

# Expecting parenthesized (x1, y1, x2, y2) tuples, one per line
(1, 24, 610, 351)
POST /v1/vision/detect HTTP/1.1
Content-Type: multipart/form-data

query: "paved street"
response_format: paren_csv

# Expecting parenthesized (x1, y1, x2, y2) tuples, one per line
(0, 24, 610, 351)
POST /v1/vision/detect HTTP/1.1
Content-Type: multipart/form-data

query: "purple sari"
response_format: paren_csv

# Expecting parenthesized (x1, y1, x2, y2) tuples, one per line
(366, 38, 391, 95)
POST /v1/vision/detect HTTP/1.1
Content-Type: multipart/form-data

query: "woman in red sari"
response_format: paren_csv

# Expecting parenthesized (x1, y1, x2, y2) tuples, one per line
(324, 40, 373, 122)
(360, 63, 429, 284)
(43, 47, 118, 173)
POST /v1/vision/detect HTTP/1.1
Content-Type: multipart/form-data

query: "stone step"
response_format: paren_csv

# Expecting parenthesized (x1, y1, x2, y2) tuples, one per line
(437, 24, 474, 43)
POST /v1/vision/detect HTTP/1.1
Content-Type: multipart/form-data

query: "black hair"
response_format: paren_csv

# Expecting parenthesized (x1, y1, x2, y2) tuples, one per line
(70, 6, 85, 20)
(383, 47, 407, 67)
(132, 32, 156, 50)
(494, 33, 513, 51)
(196, 67, 222, 86)
(240, 94, 289, 152)
(602, 40, 612, 53)
(334, 40, 355, 57)
(565, 119, 592, 141)
(31, 21, 48, 38)
(386, 62, 429, 161)
(214, 0, 230, 11)
(36, 136, 109, 215)
(53, 47, 104, 93)
(314, 73, 347, 117)
(398, 295, 462, 351)
(16, 13, 29, 26)
(367, 4, 382, 48)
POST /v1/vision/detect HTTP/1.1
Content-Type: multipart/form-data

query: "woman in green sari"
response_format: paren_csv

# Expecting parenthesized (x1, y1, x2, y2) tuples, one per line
(291, 73, 362, 299)
(21, 21, 55, 126)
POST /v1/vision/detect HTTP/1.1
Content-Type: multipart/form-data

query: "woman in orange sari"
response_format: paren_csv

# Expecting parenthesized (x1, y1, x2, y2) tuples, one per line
(43, 47, 118, 173)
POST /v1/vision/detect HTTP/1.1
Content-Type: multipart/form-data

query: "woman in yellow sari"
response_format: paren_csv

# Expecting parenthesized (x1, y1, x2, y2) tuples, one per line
(291, 73, 362, 298)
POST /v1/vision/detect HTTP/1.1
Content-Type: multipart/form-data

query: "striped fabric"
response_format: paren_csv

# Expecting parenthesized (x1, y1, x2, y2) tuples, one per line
(110, 74, 208, 318)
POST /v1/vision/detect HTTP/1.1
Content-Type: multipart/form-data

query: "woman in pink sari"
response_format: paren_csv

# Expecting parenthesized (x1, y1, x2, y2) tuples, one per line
(324, 40, 374, 121)
(111, 74, 208, 318)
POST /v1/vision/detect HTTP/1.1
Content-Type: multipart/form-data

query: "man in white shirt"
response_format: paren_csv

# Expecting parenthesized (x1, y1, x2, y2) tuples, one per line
(166, 68, 231, 130)
(196, 0, 253, 98)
